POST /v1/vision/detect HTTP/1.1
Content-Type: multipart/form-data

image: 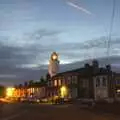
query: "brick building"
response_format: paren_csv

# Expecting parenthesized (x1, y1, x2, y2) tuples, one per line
(114, 73, 120, 101)
(47, 60, 115, 101)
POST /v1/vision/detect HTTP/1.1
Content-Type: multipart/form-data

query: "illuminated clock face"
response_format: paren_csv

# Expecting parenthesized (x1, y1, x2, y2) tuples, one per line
(52, 54, 58, 60)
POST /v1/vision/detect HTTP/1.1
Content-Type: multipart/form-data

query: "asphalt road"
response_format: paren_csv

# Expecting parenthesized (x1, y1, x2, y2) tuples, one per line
(0, 103, 120, 120)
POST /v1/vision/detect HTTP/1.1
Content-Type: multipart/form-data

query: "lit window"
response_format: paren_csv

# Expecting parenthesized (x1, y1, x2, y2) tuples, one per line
(117, 89, 120, 93)
(54, 80, 57, 86)
(58, 79, 61, 86)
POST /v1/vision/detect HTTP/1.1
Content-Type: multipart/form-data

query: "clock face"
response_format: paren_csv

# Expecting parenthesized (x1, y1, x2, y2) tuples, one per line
(52, 55, 57, 60)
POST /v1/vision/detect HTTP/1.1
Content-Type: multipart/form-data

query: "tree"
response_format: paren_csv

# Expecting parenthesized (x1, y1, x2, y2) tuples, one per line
(46, 73, 51, 81)
(0, 85, 5, 97)
(106, 64, 111, 72)
(29, 80, 34, 87)
(40, 76, 44, 83)
(24, 82, 28, 97)
(39, 76, 47, 86)
(18, 84, 23, 89)
(24, 82, 28, 88)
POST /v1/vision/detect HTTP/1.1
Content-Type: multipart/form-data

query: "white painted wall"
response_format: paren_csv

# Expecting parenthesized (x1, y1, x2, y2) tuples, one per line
(94, 75, 108, 100)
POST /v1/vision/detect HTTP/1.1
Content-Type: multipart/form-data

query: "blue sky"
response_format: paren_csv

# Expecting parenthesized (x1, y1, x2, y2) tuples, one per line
(0, 0, 119, 85)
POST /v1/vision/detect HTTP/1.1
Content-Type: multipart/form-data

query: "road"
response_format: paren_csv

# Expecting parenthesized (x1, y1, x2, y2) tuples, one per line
(0, 103, 120, 120)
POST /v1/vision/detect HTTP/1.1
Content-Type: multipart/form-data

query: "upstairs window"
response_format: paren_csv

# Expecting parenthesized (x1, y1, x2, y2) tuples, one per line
(81, 79, 89, 88)
(71, 76, 78, 84)
(68, 76, 71, 84)
(58, 79, 61, 86)
(96, 77, 100, 87)
(102, 77, 107, 86)
(54, 80, 57, 87)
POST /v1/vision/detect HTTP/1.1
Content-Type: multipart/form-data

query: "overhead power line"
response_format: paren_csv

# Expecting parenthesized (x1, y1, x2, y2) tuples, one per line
(107, 0, 116, 63)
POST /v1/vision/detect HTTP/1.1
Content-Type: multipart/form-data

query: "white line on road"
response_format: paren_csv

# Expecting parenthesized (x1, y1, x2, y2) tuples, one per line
(1, 110, 27, 120)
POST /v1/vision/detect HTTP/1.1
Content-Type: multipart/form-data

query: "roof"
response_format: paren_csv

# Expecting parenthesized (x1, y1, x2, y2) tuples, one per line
(52, 66, 111, 79)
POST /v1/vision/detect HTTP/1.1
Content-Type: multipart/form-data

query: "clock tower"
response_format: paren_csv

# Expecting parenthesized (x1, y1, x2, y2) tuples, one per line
(48, 52, 59, 77)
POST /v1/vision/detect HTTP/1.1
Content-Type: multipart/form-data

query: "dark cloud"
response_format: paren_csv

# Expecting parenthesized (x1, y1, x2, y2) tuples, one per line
(84, 36, 120, 49)
(0, 40, 49, 85)
(47, 36, 120, 51)
(0, 35, 119, 86)
(59, 55, 120, 72)
(0, 29, 62, 85)
(27, 29, 61, 40)
(0, 68, 47, 86)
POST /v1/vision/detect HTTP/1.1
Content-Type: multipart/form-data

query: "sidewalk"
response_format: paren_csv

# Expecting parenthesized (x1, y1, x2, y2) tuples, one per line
(92, 102, 120, 115)
(76, 102, 120, 116)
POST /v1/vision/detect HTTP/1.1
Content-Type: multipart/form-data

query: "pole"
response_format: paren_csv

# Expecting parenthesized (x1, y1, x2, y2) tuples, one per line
(107, 0, 116, 63)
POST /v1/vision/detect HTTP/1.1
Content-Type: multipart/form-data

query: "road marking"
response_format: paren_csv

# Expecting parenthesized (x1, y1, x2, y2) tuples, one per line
(1, 110, 27, 120)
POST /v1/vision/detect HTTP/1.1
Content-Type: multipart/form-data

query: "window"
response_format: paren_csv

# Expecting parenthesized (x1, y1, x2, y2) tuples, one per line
(72, 76, 77, 84)
(51, 81, 54, 87)
(102, 77, 107, 86)
(81, 79, 89, 88)
(96, 77, 100, 87)
(67, 77, 71, 84)
(58, 79, 61, 86)
(116, 79, 120, 84)
(71, 76, 73, 83)
(54, 80, 57, 86)
(74, 76, 78, 84)
(48, 81, 51, 86)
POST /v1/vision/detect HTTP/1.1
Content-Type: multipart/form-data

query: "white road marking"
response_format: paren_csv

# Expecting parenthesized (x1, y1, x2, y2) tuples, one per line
(1, 110, 27, 120)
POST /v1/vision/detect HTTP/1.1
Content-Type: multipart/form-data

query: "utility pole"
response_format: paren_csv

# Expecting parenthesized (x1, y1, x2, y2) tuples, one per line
(107, 0, 116, 64)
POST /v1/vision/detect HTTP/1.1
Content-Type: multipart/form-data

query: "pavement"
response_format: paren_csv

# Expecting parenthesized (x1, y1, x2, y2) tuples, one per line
(0, 103, 120, 120)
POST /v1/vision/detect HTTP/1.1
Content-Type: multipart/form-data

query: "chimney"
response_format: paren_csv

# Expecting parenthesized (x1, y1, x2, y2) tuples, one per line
(106, 64, 111, 72)
(92, 59, 99, 68)
(84, 63, 90, 68)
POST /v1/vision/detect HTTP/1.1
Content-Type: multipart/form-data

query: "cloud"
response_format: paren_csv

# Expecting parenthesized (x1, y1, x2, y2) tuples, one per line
(0, 34, 119, 86)
(48, 36, 120, 50)
(28, 29, 61, 41)
(0, 40, 49, 85)
(0, 74, 17, 78)
(42, 36, 120, 61)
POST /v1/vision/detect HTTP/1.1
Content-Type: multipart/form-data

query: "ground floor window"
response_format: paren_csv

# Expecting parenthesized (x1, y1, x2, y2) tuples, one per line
(116, 89, 120, 97)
